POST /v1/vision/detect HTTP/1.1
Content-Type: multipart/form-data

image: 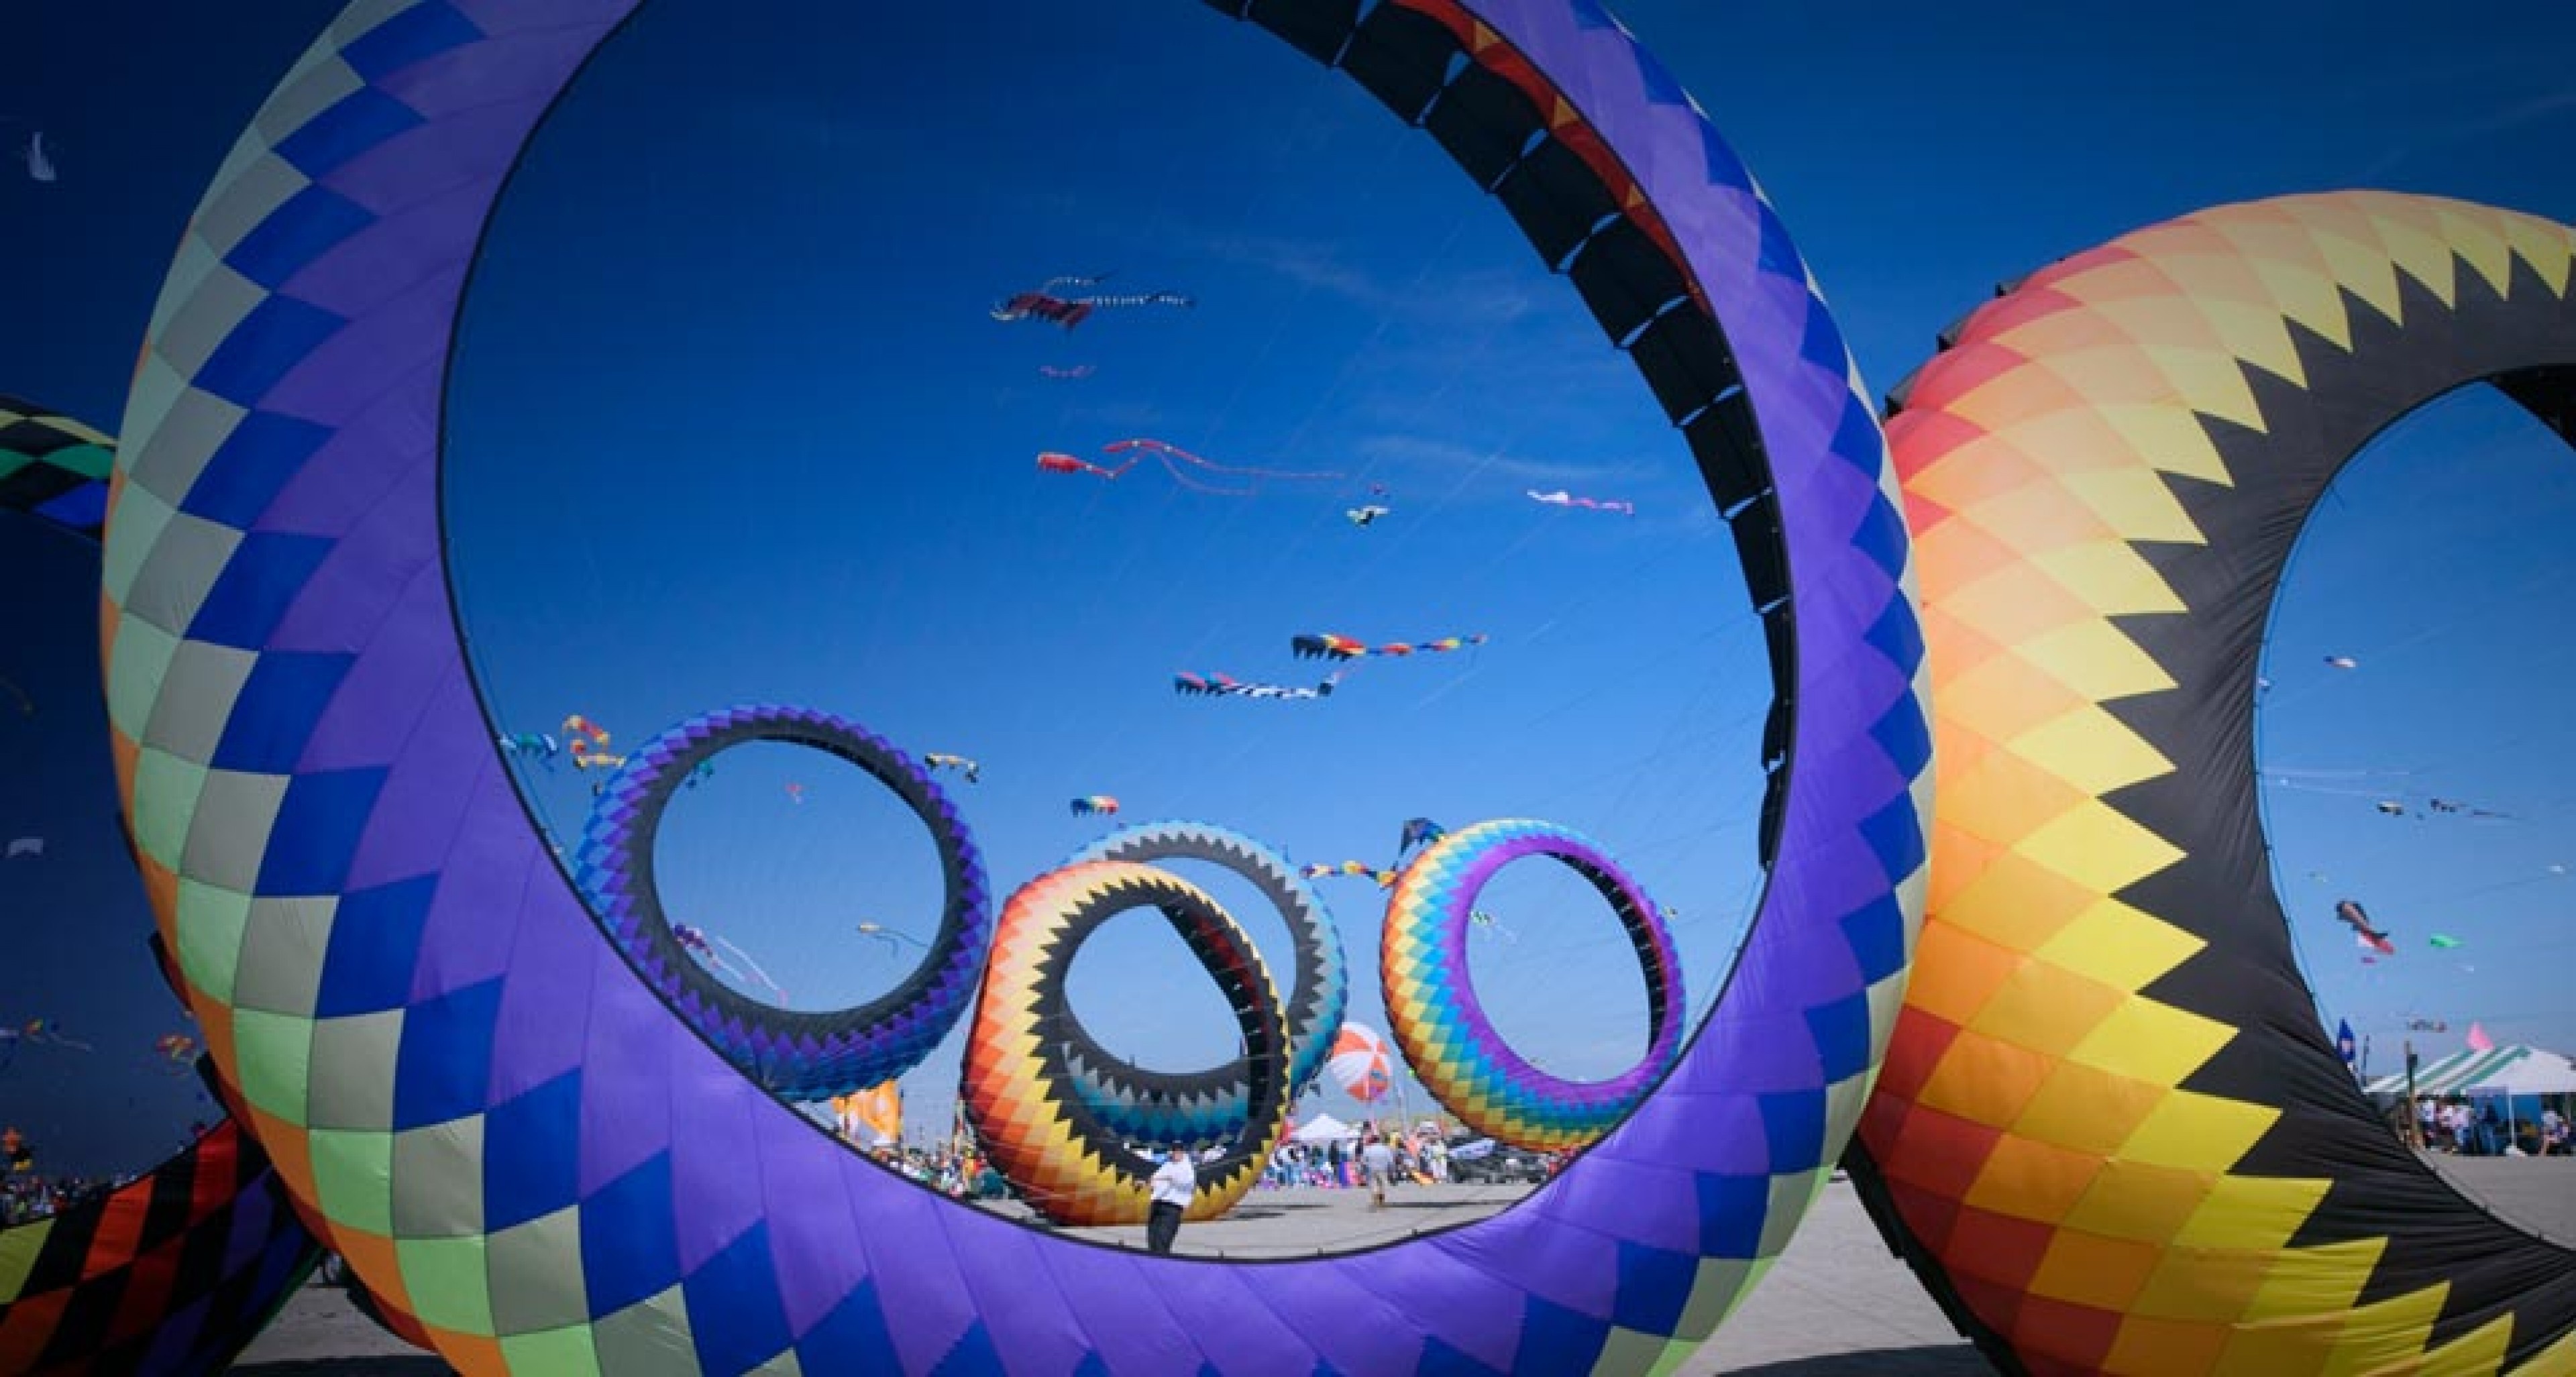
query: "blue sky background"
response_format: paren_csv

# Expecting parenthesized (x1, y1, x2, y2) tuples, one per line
(3, 0, 2571, 1176)
(444, 1, 1762, 1140)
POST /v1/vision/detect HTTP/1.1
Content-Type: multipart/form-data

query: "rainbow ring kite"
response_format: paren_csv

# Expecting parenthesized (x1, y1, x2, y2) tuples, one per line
(0, 399, 322, 1376)
(105, 0, 1927, 1366)
(1383, 820, 1684, 1152)
(961, 861, 1291, 1227)
(1855, 192, 2576, 1375)
(1064, 821, 1347, 1148)
(573, 704, 991, 1101)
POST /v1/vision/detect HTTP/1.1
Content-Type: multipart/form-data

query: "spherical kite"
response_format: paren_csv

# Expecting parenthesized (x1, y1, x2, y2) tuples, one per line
(1856, 192, 2576, 1375)
(1328, 1022, 1393, 1104)
(105, 2, 1928, 1368)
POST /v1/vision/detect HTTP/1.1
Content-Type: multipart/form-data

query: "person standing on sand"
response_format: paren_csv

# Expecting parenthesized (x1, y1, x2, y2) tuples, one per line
(1146, 1147, 1194, 1255)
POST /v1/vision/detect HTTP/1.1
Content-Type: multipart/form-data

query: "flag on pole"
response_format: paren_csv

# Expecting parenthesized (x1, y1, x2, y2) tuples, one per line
(2335, 1018, 2357, 1071)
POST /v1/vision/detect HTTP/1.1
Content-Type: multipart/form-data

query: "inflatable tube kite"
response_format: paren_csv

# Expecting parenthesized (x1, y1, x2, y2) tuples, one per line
(0, 1117, 317, 1376)
(1856, 192, 2576, 1376)
(104, 1, 1929, 1367)
(1383, 819, 1684, 1152)
(0, 398, 330, 1376)
(1061, 821, 1346, 1147)
(960, 861, 1291, 1226)
(573, 704, 991, 1101)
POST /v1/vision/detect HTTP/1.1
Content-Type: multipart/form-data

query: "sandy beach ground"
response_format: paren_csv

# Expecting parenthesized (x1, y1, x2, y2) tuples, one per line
(231, 1156, 2573, 1373)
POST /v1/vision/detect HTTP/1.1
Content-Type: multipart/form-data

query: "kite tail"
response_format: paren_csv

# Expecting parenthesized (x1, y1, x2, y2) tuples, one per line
(1075, 291, 1191, 309)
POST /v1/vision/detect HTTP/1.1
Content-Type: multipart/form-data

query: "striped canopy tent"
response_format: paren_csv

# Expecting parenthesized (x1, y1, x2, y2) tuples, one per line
(2367, 1044, 2576, 1097)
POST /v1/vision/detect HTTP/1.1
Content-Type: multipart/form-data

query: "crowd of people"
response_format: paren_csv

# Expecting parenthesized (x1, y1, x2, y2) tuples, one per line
(2, 1126, 153, 1225)
(2, 1167, 113, 1226)
(1254, 1126, 1459, 1193)
(859, 1141, 1010, 1201)
(2410, 1098, 2572, 1156)
(827, 1111, 1561, 1230)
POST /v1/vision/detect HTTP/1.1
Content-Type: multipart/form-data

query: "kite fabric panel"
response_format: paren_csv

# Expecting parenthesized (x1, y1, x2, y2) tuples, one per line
(101, 0, 1928, 1370)
(0, 399, 113, 539)
(1854, 191, 2576, 1376)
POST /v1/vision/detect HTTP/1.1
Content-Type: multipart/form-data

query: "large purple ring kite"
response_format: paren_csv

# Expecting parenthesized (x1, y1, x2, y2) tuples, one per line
(1382, 819, 1685, 1152)
(572, 704, 991, 1101)
(105, 0, 1930, 1368)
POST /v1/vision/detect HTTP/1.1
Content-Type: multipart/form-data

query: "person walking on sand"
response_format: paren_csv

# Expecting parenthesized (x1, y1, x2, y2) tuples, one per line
(1146, 1146, 1194, 1254)
(1361, 1133, 1396, 1211)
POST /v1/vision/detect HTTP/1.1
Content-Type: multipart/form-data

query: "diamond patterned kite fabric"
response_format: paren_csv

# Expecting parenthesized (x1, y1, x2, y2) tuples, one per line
(1856, 191, 2576, 1377)
(1381, 820, 1686, 1152)
(0, 1119, 317, 1376)
(572, 703, 992, 1103)
(1065, 822, 1350, 1149)
(99, 0, 1927, 1370)
(0, 398, 116, 538)
(961, 861, 1293, 1227)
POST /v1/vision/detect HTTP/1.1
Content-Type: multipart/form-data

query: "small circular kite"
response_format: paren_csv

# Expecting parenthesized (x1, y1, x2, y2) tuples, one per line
(574, 704, 991, 1099)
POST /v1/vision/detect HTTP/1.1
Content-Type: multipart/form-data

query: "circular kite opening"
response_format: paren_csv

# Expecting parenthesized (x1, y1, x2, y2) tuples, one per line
(1059, 907, 1249, 1074)
(1457, 841, 1663, 1077)
(1859, 191, 2576, 1376)
(108, 0, 1928, 1366)
(646, 738, 952, 1013)
(2254, 381, 2576, 1233)
(1053, 822, 1347, 1150)
(442, 0, 1797, 1241)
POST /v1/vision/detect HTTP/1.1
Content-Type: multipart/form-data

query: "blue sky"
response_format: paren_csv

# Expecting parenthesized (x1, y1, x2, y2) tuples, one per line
(443, 1, 1762, 1135)
(0, 520, 221, 1176)
(3, 0, 2571, 1174)
(2258, 386, 2576, 1077)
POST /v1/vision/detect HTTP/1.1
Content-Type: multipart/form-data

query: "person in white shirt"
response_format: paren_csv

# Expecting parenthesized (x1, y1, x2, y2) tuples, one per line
(1146, 1147, 1195, 1254)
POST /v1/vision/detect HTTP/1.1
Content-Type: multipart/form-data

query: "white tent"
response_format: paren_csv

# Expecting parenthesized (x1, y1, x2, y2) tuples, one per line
(1290, 1113, 1360, 1146)
(2464, 1047, 2576, 1097)
(2365, 1044, 2576, 1097)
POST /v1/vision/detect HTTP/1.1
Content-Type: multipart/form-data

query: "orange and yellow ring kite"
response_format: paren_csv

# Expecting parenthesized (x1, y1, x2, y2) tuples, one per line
(1856, 191, 2576, 1376)
(960, 861, 1292, 1228)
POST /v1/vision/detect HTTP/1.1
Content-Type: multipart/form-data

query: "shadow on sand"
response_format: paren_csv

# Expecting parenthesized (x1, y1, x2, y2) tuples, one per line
(233, 1360, 453, 1376)
(1721, 1345, 1991, 1375)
